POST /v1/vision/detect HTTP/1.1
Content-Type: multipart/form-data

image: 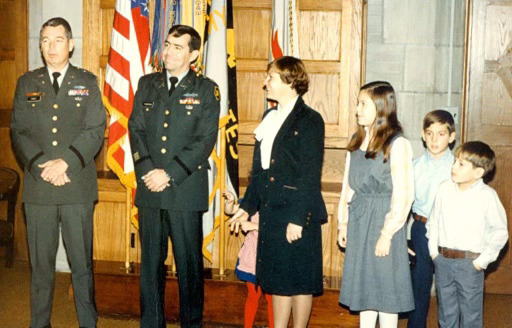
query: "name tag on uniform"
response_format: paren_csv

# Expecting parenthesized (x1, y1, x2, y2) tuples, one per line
(26, 92, 41, 102)
(143, 102, 154, 107)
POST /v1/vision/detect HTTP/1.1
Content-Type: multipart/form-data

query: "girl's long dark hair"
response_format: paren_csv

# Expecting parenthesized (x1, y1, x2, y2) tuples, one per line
(347, 81, 403, 162)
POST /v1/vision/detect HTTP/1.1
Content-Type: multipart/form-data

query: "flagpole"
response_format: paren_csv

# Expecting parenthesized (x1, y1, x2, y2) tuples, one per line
(219, 124, 227, 276)
(125, 186, 131, 269)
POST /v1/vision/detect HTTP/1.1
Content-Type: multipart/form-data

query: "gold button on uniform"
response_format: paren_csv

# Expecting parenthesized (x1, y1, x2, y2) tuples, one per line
(161, 148, 166, 154)
(145, 108, 149, 112)
(162, 136, 167, 141)
(76, 103, 81, 107)
(187, 111, 191, 115)
(52, 128, 57, 133)
(52, 140, 58, 146)
(198, 165, 202, 169)
(269, 177, 275, 182)
(53, 104, 58, 109)
(165, 110, 170, 115)
(270, 159, 275, 165)
(163, 123, 168, 128)
(32, 104, 35, 107)
(52, 116, 58, 121)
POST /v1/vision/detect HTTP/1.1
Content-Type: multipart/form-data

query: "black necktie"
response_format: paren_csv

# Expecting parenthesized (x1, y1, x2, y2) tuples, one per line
(169, 76, 178, 97)
(52, 72, 61, 95)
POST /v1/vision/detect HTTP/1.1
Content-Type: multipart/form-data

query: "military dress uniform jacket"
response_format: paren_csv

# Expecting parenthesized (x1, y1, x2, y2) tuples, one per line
(241, 97, 328, 226)
(11, 65, 106, 204)
(128, 70, 220, 211)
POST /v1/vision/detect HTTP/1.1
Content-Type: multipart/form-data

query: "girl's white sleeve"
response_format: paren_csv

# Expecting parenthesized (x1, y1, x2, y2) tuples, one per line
(338, 152, 354, 228)
(381, 137, 415, 239)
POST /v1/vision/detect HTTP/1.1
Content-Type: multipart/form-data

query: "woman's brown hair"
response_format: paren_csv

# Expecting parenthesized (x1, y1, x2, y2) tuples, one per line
(267, 56, 309, 96)
(347, 81, 403, 162)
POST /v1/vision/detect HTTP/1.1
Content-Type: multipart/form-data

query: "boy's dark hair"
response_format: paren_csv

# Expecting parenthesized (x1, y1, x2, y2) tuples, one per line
(168, 25, 202, 52)
(267, 56, 309, 96)
(40, 17, 73, 41)
(455, 141, 496, 177)
(423, 109, 455, 133)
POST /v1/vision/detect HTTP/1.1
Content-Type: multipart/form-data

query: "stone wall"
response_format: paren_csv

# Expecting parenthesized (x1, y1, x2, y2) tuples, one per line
(366, 0, 466, 156)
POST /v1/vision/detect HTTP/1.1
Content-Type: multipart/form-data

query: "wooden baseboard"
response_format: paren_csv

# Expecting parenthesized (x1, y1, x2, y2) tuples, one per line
(94, 260, 359, 327)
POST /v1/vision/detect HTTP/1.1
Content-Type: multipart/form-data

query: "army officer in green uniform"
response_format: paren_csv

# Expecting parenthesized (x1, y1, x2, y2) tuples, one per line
(10, 17, 105, 328)
(128, 25, 220, 328)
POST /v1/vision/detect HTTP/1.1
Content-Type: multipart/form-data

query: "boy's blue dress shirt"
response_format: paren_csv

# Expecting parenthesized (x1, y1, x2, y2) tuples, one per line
(412, 150, 454, 218)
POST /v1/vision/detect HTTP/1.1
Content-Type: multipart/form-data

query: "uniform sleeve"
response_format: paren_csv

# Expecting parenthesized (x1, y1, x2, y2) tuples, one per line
(380, 137, 415, 239)
(129, 78, 156, 181)
(10, 76, 51, 179)
(474, 190, 509, 269)
(60, 75, 106, 174)
(287, 112, 325, 227)
(164, 82, 220, 185)
(338, 152, 354, 228)
(426, 184, 443, 258)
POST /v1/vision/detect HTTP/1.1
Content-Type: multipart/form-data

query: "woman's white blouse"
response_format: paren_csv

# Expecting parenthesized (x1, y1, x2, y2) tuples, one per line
(254, 97, 298, 169)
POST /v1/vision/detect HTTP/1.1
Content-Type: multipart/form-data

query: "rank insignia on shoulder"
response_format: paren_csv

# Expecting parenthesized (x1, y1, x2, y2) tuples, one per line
(143, 102, 154, 107)
(214, 86, 220, 101)
(26, 92, 41, 102)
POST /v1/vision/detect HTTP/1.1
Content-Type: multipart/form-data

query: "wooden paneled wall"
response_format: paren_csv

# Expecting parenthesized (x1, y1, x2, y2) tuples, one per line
(0, 0, 28, 261)
(464, 0, 512, 294)
(82, 0, 364, 277)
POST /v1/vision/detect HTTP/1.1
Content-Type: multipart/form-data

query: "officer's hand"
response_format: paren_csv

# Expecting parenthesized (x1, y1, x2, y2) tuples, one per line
(229, 208, 249, 234)
(51, 173, 71, 187)
(286, 223, 303, 244)
(39, 159, 68, 184)
(143, 169, 170, 192)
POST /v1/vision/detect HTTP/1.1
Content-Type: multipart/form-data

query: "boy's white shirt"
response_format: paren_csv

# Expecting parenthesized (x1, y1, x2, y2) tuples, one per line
(338, 136, 414, 239)
(426, 178, 508, 269)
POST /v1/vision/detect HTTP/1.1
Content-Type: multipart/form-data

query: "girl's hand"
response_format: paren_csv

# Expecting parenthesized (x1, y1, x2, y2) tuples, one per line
(286, 223, 303, 243)
(240, 221, 258, 233)
(229, 208, 249, 233)
(375, 235, 391, 257)
(338, 225, 347, 247)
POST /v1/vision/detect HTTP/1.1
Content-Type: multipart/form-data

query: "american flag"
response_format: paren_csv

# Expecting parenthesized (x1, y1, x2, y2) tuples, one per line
(104, 0, 151, 227)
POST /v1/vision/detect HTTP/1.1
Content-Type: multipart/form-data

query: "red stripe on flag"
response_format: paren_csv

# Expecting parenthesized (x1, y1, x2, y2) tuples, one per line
(107, 48, 131, 81)
(271, 30, 283, 59)
(131, 7, 150, 67)
(113, 10, 130, 39)
(107, 121, 127, 147)
(104, 83, 134, 118)
(113, 146, 125, 169)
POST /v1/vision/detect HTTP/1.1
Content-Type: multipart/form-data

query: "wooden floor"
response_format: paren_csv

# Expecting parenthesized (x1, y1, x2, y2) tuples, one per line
(2, 259, 512, 327)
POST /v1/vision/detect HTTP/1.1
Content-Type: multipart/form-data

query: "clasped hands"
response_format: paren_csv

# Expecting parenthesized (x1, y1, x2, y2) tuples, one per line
(142, 169, 170, 192)
(39, 159, 70, 186)
(229, 209, 303, 244)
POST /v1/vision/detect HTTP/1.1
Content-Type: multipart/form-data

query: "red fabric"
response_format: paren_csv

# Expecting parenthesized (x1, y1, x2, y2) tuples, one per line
(244, 282, 274, 328)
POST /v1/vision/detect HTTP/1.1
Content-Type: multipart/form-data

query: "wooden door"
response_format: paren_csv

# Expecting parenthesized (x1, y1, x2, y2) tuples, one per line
(464, 0, 512, 294)
(0, 0, 28, 261)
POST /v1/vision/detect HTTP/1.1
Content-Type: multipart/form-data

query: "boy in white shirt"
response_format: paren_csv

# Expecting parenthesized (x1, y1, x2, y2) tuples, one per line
(427, 141, 508, 327)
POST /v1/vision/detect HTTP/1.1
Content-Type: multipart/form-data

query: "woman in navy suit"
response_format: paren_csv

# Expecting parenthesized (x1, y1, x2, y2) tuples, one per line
(230, 56, 327, 328)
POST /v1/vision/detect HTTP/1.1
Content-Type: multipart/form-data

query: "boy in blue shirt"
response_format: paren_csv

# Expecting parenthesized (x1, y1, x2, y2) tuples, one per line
(427, 141, 507, 327)
(407, 110, 456, 328)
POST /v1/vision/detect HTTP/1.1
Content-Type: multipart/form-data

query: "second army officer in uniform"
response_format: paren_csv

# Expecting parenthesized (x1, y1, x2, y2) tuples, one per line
(128, 25, 220, 328)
